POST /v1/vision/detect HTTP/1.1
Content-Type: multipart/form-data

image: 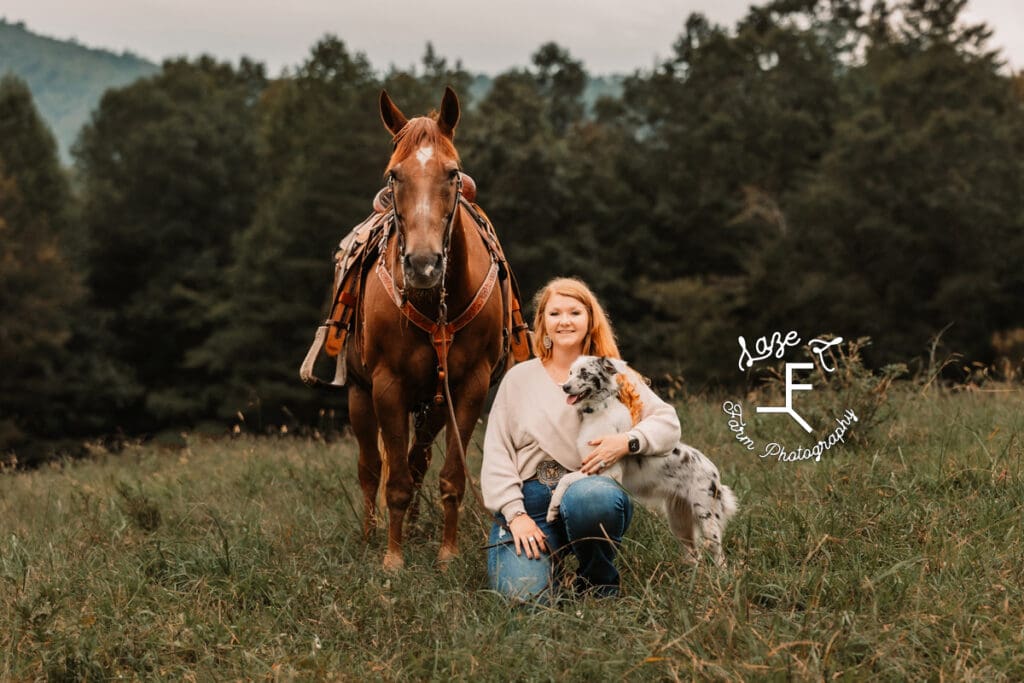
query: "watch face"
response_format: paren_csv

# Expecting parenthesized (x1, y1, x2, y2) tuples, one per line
(629, 437, 640, 453)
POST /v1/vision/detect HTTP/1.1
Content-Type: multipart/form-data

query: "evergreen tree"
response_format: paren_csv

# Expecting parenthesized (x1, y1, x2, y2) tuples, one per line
(616, 6, 844, 281)
(460, 44, 589, 301)
(585, 2, 849, 380)
(187, 38, 383, 427)
(0, 75, 83, 455)
(74, 57, 267, 429)
(746, 0, 1024, 366)
(381, 42, 474, 115)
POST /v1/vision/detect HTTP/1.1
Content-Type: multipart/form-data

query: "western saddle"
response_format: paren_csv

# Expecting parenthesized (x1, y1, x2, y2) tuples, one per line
(300, 175, 532, 396)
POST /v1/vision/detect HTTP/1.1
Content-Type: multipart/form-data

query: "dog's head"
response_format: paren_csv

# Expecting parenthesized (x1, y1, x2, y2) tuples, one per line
(562, 355, 620, 410)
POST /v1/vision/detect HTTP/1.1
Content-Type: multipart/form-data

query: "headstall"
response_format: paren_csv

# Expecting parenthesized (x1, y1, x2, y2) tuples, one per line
(376, 174, 500, 405)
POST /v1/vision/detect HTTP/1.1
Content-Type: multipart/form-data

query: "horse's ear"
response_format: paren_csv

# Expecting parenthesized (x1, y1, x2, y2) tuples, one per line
(438, 86, 460, 139)
(379, 90, 408, 136)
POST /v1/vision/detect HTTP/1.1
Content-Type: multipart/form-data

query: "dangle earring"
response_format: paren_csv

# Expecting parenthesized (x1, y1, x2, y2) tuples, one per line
(543, 335, 553, 350)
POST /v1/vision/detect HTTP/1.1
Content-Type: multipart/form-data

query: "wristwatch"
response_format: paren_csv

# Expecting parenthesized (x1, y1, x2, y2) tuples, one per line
(627, 435, 641, 454)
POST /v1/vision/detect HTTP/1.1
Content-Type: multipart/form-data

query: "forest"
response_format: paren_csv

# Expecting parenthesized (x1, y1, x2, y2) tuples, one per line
(2, 0, 1023, 463)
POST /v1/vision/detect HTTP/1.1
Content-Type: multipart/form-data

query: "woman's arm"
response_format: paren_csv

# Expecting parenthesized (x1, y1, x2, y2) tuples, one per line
(628, 372, 682, 455)
(480, 379, 526, 519)
(480, 376, 550, 559)
(579, 367, 682, 473)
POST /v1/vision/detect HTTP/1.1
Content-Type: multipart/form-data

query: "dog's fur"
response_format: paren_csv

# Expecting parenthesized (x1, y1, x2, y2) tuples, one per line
(547, 356, 738, 565)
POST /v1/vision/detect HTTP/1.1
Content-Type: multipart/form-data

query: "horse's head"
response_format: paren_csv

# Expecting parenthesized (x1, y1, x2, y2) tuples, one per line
(381, 87, 462, 290)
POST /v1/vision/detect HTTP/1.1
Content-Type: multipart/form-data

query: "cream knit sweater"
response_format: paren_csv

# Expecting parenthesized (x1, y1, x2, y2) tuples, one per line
(481, 358, 682, 519)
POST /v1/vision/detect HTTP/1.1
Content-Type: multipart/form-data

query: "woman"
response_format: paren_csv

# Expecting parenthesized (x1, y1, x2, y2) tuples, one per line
(481, 277, 681, 600)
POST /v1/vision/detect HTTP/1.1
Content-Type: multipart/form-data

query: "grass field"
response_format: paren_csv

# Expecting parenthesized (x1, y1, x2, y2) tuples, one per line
(2, 384, 1023, 681)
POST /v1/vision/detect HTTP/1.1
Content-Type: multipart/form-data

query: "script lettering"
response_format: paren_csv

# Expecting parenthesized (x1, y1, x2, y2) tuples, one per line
(808, 336, 844, 373)
(758, 410, 859, 463)
(722, 401, 755, 450)
(737, 330, 801, 371)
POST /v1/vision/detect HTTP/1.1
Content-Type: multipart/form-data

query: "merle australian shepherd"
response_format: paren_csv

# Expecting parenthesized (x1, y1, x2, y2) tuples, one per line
(547, 356, 738, 565)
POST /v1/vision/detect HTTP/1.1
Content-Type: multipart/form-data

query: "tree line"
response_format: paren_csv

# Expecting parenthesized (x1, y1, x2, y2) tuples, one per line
(2, 0, 1023, 462)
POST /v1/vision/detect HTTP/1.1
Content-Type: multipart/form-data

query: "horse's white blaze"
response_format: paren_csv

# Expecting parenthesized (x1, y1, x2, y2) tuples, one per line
(414, 197, 433, 223)
(416, 145, 434, 167)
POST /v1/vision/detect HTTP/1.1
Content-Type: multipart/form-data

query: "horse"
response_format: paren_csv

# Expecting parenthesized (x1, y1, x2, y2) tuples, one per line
(346, 87, 508, 570)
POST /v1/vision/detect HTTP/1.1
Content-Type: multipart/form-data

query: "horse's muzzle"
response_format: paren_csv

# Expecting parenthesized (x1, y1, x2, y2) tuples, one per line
(403, 252, 443, 289)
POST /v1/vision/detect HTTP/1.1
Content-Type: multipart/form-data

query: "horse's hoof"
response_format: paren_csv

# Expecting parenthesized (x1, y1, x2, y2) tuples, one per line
(382, 551, 405, 572)
(437, 545, 458, 565)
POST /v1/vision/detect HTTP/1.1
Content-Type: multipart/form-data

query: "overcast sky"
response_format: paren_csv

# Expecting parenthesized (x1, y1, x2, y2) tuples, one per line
(4, 0, 1022, 75)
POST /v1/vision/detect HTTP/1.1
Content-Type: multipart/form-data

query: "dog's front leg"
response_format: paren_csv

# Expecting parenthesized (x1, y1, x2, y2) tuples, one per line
(546, 471, 588, 522)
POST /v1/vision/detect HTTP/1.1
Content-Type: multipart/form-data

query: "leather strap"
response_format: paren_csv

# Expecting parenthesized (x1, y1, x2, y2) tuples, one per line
(377, 246, 500, 403)
(377, 257, 500, 339)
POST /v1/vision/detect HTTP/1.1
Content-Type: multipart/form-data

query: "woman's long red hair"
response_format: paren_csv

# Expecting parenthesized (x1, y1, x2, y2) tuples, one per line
(531, 277, 620, 361)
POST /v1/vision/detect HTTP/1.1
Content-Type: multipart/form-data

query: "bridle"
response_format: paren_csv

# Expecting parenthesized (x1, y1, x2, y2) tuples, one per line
(385, 170, 463, 308)
(376, 166, 499, 402)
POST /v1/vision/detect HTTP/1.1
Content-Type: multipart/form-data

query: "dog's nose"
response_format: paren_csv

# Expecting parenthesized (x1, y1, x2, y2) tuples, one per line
(561, 383, 570, 393)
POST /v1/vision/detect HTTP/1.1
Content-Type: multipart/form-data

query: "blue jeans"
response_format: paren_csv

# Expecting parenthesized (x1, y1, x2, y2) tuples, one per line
(487, 475, 633, 602)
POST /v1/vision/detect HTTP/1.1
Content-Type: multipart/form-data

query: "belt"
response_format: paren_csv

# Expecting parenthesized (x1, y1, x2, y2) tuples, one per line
(528, 459, 569, 487)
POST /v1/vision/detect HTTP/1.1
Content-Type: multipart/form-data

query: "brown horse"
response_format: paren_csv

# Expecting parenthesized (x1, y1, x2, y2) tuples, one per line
(346, 87, 507, 570)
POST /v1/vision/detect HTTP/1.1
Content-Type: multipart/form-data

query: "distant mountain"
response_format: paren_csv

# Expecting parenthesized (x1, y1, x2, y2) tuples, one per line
(467, 73, 625, 112)
(0, 18, 158, 162)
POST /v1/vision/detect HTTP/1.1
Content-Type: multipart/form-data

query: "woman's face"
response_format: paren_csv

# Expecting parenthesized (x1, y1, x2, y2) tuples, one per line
(543, 293, 590, 355)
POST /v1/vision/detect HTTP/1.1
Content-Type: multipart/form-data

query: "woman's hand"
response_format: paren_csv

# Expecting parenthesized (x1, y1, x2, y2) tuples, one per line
(581, 433, 631, 474)
(508, 513, 549, 559)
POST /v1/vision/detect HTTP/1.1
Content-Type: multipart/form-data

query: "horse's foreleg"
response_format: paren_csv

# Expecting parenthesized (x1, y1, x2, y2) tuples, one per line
(437, 375, 488, 564)
(408, 406, 446, 531)
(349, 383, 381, 540)
(374, 379, 413, 571)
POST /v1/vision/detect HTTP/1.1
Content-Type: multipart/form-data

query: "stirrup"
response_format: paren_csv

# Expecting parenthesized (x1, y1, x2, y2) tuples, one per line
(300, 325, 347, 391)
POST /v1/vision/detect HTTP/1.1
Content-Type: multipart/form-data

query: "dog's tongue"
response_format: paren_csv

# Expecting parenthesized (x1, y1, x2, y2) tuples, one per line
(566, 394, 579, 406)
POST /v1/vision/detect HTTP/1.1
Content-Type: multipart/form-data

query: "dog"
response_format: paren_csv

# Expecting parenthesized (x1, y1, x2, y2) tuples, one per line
(546, 356, 738, 565)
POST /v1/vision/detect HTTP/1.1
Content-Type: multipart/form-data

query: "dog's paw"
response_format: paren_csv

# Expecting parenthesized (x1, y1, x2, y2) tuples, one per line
(545, 507, 560, 522)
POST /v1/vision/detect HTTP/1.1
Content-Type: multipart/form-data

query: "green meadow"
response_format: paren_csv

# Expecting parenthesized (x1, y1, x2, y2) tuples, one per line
(2, 384, 1022, 681)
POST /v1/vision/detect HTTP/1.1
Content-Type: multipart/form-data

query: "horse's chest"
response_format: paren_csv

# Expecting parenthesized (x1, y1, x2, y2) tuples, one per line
(353, 280, 498, 392)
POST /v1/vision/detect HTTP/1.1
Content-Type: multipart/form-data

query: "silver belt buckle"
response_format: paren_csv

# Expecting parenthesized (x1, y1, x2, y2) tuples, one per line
(536, 460, 566, 486)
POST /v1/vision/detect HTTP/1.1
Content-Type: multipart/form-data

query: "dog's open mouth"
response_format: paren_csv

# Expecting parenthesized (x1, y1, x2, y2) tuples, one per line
(565, 391, 586, 406)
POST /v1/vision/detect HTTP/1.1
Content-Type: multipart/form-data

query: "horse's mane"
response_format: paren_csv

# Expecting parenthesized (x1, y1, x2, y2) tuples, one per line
(386, 116, 460, 173)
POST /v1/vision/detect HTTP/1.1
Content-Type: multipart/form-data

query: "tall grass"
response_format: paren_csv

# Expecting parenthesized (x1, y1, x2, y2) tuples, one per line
(2, 386, 1022, 680)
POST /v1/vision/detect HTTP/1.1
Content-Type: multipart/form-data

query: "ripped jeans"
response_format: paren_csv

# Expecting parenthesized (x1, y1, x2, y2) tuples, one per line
(487, 475, 633, 601)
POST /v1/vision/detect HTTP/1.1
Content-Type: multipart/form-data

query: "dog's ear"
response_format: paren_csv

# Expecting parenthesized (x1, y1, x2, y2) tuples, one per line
(600, 357, 618, 376)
